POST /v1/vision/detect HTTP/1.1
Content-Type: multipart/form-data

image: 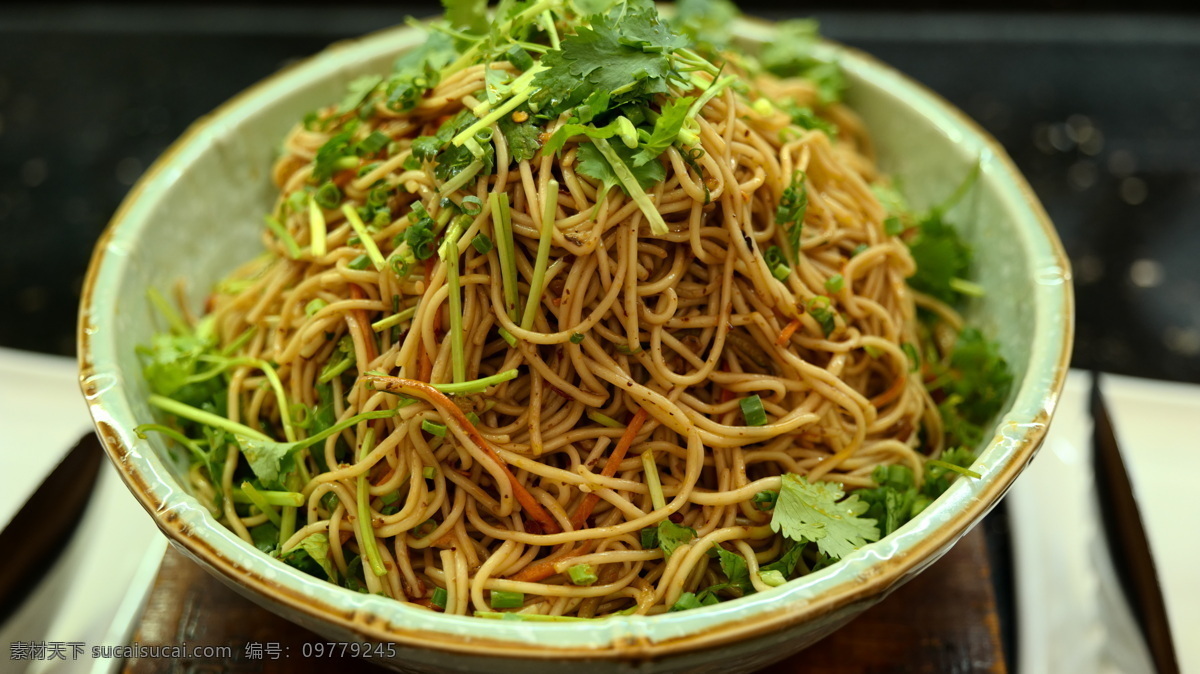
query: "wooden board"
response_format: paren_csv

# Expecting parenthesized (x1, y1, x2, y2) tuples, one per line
(123, 527, 1005, 673)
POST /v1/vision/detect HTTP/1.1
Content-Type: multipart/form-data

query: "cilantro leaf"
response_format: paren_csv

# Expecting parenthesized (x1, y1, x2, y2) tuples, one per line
(631, 96, 695, 166)
(758, 540, 807, 580)
(532, 0, 686, 118)
(780, 100, 837, 136)
(282, 532, 336, 581)
(669, 590, 719, 611)
(908, 211, 972, 304)
(136, 318, 225, 409)
(927, 328, 1013, 449)
(238, 408, 398, 489)
(656, 520, 696, 559)
(759, 20, 846, 105)
(312, 128, 357, 182)
(497, 114, 542, 163)
(857, 465, 919, 537)
(770, 473, 880, 560)
(776, 171, 807, 265)
(385, 32, 457, 112)
(671, 0, 740, 50)
(413, 110, 495, 183)
(250, 522, 280, 554)
(576, 141, 665, 205)
(337, 75, 383, 116)
(442, 0, 488, 34)
(712, 545, 753, 594)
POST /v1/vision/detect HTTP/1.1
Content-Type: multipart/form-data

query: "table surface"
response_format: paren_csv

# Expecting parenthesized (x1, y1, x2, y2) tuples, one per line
(123, 527, 1005, 673)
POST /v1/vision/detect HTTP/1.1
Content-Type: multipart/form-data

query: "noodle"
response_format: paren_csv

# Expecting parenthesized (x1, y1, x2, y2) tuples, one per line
(140, 1, 1010, 620)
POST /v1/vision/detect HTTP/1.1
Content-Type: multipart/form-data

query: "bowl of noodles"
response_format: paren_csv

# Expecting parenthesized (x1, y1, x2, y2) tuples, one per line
(79, 1, 1071, 671)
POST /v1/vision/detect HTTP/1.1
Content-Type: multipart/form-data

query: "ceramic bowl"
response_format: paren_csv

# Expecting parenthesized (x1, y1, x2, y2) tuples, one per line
(79, 18, 1072, 674)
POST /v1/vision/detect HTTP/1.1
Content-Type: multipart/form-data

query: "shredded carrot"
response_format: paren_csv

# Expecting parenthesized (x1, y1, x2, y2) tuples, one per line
(775, 318, 802, 346)
(869, 369, 907, 408)
(364, 374, 561, 534)
(506, 544, 589, 583)
(569, 408, 649, 530)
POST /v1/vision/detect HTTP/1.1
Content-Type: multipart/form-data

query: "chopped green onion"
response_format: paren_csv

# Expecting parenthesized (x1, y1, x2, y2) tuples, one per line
(764, 245, 790, 281)
(498, 327, 517, 347)
(371, 305, 417, 332)
(806, 295, 837, 337)
(852, 243, 869, 256)
(305, 298, 328, 316)
(465, 411, 481, 426)
(472, 234, 494, 254)
(438, 159, 484, 195)
(949, 277, 985, 297)
(348, 253, 372, 270)
(463, 136, 486, 159)
(489, 193, 520, 322)
(863, 344, 883, 358)
(926, 459, 982, 479)
(358, 130, 390, 155)
(356, 428, 387, 577)
(240, 481, 282, 527)
(884, 216, 904, 236)
(263, 215, 302, 259)
(232, 487, 306, 508)
(426, 368, 518, 395)
(902, 342, 920, 371)
(568, 564, 598, 586)
(751, 490, 778, 511)
(825, 274, 844, 294)
(505, 45, 534, 70)
(521, 179, 559, 331)
(454, 64, 548, 144)
(314, 182, 342, 209)
(460, 195, 484, 215)
(431, 587, 448, 609)
(586, 410, 623, 428)
(287, 190, 307, 213)
(308, 197, 327, 257)
(759, 569, 787, 587)
(342, 204, 386, 270)
(490, 590, 524, 609)
(642, 449, 666, 511)
(569, 333, 585, 344)
(740, 395, 768, 426)
(421, 419, 448, 437)
(422, 466, 438, 479)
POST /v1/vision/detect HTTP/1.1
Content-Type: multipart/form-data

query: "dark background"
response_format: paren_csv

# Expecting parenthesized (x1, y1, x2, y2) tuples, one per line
(4, 4, 1200, 382)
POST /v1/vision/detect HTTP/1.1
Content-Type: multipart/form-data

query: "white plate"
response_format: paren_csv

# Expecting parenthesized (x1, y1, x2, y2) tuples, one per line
(1011, 369, 1197, 674)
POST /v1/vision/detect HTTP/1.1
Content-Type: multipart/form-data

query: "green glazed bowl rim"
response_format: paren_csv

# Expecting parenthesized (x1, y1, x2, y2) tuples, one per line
(79, 18, 1072, 660)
